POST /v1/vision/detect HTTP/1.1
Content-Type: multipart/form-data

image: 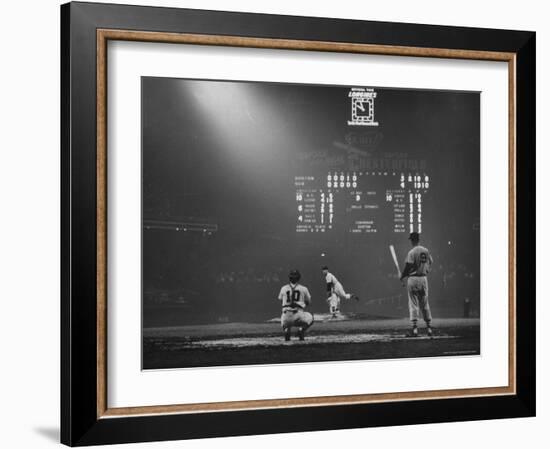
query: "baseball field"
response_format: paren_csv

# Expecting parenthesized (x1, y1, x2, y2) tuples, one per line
(143, 316, 480, 370)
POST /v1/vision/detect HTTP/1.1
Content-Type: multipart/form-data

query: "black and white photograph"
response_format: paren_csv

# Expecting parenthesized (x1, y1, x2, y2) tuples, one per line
(141, 77, 481, 369)
(0, 0, 541, 446)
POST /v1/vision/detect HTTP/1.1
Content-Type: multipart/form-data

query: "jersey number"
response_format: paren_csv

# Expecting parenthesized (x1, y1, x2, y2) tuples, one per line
(420, 253, 428, 263)
(285, 290, 301, 306)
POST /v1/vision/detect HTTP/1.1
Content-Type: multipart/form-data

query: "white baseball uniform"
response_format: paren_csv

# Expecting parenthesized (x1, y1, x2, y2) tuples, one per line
(325, 272, 351, 314)
(404, 245, 433, 323)
(278, 283, 313, 330)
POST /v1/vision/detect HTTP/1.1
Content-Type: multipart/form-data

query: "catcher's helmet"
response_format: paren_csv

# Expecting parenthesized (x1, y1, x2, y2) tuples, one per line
(288, 269, 301, 284)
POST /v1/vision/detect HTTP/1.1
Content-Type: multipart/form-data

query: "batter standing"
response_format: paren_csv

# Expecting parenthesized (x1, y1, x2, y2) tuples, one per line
(399, 232, 434, 337)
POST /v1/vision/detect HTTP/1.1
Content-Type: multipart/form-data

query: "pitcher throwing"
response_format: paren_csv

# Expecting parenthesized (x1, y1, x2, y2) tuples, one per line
(322, 266, 359, 318)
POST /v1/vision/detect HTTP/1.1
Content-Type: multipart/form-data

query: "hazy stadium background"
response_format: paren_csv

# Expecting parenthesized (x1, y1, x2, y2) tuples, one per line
(141, 77, 480, 368)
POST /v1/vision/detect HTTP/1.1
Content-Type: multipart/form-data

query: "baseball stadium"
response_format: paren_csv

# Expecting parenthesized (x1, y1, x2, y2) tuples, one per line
(141, 77, 480, 369)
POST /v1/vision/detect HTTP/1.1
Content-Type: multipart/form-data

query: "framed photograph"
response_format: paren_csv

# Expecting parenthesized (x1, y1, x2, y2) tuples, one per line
(61, 2, 535, 446)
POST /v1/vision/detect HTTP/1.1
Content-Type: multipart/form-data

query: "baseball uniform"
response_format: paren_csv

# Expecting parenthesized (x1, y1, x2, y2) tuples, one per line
(278, 283, 313, 330)
(325, 272, 351, 314)
(405, 245, 433, 323)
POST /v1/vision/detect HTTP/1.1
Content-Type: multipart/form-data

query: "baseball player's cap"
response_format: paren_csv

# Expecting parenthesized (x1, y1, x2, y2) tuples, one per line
(408, 232, 420, 241)
(321, 265, 329, 270)
(289, 269, 301, 283)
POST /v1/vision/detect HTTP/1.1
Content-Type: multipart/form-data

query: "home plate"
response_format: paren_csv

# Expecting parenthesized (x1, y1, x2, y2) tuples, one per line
(190, 333, 458, 349)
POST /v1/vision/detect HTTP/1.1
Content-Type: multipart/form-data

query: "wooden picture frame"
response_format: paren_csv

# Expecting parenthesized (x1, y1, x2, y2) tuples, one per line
(61, 2, 535, 446)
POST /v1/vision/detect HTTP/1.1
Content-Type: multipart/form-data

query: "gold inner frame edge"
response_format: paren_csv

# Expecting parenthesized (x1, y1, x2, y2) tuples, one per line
(96, 29, 517, 419)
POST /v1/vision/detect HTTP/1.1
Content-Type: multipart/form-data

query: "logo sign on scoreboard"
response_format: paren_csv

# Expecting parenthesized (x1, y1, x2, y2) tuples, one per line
(348, 88, 379, 127)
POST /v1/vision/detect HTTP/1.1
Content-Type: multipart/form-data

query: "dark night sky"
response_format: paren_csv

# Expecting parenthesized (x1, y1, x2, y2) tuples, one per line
(142, 77, 480, 325)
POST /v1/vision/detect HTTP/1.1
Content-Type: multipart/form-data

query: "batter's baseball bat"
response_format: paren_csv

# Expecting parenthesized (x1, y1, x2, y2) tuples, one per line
(389, 245, 401, 277)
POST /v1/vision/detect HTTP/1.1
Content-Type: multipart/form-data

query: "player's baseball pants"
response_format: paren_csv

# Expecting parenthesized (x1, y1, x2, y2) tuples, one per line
(407, 276, 432, 323)
(333, 282, 351, 300)
(328, 295, 341, 314)
(281, 309, 314, 329)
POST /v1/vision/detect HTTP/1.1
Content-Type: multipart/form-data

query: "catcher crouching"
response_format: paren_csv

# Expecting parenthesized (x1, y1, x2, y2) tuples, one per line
(277, 270, 314, 341)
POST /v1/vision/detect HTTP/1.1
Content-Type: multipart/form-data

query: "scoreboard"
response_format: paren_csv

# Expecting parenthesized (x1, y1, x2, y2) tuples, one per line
(295, 171, 431, 235)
